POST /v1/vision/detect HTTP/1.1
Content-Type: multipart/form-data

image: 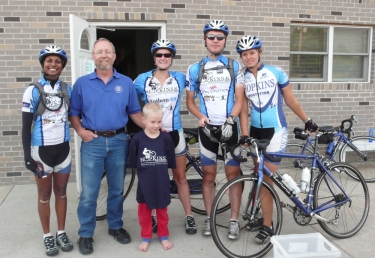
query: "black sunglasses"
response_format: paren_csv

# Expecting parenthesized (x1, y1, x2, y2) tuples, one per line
(154, 53, 172, 58)
(206, 35, 226, 41)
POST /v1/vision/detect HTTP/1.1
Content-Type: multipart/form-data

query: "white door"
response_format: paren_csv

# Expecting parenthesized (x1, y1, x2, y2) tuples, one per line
(69, 14, 96, 196)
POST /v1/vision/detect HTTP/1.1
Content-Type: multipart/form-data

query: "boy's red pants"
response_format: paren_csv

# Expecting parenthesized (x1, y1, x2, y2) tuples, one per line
(138, 203, 169, 241)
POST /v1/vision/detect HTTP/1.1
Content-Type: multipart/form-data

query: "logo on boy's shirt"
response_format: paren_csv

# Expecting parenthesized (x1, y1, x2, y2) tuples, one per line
(140, 147, 167, 166)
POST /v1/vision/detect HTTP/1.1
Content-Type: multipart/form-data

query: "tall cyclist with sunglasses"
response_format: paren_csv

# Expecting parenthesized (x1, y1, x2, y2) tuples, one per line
(133, 39, 197, 235)
(21, 46, 73, 256)
(186, 20, 245, 239)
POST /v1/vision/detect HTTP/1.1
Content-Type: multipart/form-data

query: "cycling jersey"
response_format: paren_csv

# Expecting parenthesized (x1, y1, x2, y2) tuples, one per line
(237, 63, 289, 129)
(134, 70, 187, 132)
(186, 55, 242, 125)
(21, 77, 71, 146)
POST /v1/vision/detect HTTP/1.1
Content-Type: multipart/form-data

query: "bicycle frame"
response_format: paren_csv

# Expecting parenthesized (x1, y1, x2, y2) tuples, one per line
(296, 129, 368, 163)
(248, 147, 352, 223)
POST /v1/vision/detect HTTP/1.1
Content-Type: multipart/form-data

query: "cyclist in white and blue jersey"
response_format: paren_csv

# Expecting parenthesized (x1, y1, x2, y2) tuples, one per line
(236, 35, 319, 244)
(21, 46, 73, 256)
(133, 39, 197, 235)
(186, 20, 245, 239)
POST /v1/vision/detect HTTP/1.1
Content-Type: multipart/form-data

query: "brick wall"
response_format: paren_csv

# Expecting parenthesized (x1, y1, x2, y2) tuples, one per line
(1, 0, 375, 185)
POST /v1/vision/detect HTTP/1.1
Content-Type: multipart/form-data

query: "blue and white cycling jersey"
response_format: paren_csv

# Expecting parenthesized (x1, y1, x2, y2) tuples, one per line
(134, 70, 187, 132)
(21, 77, 71, 146)
(237, 63, 289, 129)
(186, 55, 241, 126)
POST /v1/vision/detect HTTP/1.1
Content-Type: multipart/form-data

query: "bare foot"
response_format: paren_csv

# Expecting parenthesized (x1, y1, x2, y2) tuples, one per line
(161, 239, 173, 250)
(138, 242, 150, 252)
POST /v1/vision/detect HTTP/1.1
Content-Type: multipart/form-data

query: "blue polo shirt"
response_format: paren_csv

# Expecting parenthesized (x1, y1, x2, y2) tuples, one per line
(71, 69, 141, 131)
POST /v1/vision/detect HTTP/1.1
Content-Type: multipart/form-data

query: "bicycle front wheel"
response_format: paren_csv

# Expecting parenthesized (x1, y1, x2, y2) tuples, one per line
(313, 162, 369, 238)
(186, 155, 243, 215)
(338, 136, 375, 182)
(96, 168, 136, 221)
(210, 175, 283, 258)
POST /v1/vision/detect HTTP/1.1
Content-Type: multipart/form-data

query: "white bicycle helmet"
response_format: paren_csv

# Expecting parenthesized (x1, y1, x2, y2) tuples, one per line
(203, 20, 229, 36)
(39, 45, 68, 68)
(202, 124, 231, 143)
(150, 39, 177, 56)
(236, 35, 262, 53)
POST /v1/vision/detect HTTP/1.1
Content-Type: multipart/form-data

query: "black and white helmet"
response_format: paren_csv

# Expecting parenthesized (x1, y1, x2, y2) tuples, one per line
(202, 124, 230, 143)
(39, 45, 68, 68)
(236, 35, 262, 53)
(150, 39, 177, 56)
(203, 20, 229, 36)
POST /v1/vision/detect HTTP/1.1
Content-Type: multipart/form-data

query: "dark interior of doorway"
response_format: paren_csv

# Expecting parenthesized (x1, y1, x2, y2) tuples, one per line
(97, 28, 157, 80)
(97, 28, 158, 133)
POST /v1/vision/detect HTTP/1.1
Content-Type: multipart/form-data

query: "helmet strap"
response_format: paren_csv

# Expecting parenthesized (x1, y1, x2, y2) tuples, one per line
(42, 74, 58, 88)
(42, 70, 60, 82)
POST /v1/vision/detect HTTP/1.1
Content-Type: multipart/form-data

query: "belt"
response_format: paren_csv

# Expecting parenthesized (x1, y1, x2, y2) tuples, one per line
(86, 128, 125, 137)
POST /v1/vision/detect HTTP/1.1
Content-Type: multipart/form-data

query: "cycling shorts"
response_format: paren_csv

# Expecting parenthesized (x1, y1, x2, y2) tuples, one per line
(31, 141, 72, 176)
(249, 126, 288, 164)
(168, 128, 187, 157)
(198, 122, 240, 167)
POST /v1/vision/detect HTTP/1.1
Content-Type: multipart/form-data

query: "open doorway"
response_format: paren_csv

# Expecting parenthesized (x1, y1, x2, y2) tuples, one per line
(97, 28, 158, 133)
(97, 28, 158, 80)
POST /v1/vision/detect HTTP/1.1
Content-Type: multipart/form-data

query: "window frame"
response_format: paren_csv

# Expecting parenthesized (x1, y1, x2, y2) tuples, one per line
(289, 24, 372, 83)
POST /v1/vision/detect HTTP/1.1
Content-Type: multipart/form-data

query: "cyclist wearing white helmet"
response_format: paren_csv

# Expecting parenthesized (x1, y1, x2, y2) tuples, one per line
(21, 45, 73, 256)
(186, 20, 245, 239)
(237, 35, 318, 244)
(133, 39, 197, 238)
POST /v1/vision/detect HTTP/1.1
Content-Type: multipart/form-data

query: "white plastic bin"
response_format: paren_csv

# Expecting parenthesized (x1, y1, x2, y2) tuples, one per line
(270, 233, 341, 258)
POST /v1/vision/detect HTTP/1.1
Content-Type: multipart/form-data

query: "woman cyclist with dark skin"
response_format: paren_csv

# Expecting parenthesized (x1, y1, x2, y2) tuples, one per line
(22, 46, 73, 256)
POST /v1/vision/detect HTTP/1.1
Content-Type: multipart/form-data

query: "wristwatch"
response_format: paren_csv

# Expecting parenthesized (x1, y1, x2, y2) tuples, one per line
(304, 117, 311, 123)
(227, 115, 235, 123)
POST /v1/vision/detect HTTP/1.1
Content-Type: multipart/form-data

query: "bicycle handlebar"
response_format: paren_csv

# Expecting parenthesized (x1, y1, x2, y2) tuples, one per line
(339, 115, 357, 135)
(229, 138, 282, 163)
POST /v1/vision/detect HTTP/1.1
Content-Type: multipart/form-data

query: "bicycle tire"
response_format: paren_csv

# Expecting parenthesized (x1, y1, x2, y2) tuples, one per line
(186, 155, 243, 215)
(96, 167, 136, 221)
(338, 135, 375, 182)
(210, 175, 283, 258)
(313, 162, 369, 238)
(280, 143, 314, 183)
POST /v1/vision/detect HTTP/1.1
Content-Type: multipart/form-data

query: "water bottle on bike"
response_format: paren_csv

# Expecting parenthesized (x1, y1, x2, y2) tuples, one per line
(369, 129, 374, 143)
(281, 173, 300, 195)
(300, 167, 311, 193)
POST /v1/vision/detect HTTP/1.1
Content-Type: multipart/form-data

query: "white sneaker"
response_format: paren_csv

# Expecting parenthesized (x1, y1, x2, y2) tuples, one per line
(202, 218, 211, 236)
(228, 220, 240, 240)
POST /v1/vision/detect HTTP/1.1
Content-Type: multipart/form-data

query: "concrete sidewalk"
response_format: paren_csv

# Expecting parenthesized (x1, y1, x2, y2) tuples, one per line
(0, 181, 373, 258)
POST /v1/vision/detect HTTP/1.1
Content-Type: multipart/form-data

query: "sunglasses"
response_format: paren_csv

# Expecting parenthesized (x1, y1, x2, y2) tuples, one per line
(206, 35, 226, 41)
(154, 53, 172, 58)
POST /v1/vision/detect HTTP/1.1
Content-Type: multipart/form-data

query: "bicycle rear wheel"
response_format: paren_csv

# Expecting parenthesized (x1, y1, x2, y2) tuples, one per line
(313, 162, 369, 238)
(338, 136, 375, 182)
(96, 167, 136, 221)
(186, 155, 243, 215)
(210, 175, 283, 258)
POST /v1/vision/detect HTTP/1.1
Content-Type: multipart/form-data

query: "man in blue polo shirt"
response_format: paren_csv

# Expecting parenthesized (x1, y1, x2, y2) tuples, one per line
(70, 38, 143, 255)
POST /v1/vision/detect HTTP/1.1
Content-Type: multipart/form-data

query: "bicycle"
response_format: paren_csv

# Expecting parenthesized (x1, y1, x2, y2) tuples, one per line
(96, 127, 244, 220)
(284, 115, 375, 183)
(210, 130, 369, 258)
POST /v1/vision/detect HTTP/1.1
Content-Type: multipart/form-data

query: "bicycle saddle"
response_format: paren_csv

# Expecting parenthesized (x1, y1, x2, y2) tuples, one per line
(183, 128, 198, 137)
(319, 126, 335, 133)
